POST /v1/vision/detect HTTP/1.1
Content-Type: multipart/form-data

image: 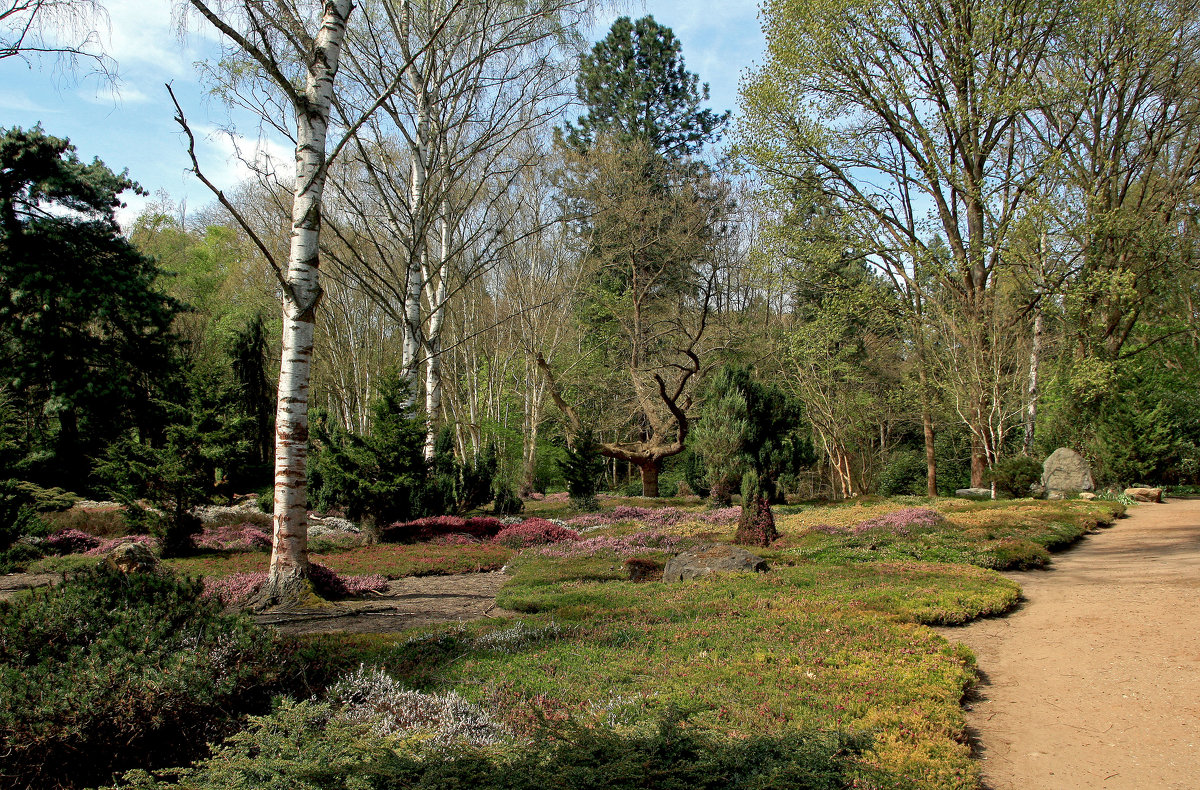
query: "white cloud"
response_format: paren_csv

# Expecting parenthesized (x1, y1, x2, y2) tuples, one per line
(101, 0, 216, 77)
(196, 124, 295, 192)
(0, 89, 61, 115)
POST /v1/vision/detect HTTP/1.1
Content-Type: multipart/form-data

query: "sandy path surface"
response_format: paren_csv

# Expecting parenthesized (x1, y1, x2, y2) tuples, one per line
(938, 499, 1200, 790)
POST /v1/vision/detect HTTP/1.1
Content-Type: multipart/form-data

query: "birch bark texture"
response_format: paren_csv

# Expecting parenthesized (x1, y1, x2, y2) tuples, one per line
(185, 0, 354, 604)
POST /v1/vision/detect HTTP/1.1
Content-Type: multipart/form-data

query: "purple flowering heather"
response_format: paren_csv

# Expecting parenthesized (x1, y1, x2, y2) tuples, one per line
(537, 531, 683, 558)
(45, 528, 100, 554)
(202, 563, 388, 607)
(83, 534, 158, 556)
(194, 522, 272, 552)
(851, 507, 943, 536)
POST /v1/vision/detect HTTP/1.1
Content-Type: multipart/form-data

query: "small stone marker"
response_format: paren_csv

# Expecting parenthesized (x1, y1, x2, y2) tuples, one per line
(1124, 487, 1163, 503)
(662, 543, 768, 582)
(1042, 448, 1094, 493)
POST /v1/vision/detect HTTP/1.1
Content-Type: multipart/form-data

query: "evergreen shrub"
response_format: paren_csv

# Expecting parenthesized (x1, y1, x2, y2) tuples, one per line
(0, 567, 290, 789)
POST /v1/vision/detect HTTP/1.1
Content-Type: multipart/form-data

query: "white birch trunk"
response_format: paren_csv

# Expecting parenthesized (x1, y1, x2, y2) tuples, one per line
(423, 201, 450, 458)
(263, 0, 352, 605)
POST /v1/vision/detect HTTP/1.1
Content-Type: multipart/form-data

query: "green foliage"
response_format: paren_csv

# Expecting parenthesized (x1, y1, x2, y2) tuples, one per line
(561, 16, 729, 158)
(96, 373, 249, 556)
(985, 456, 1043, 498)
(1089, 392, 1176, 486)
(0, 566, 290, 790)
(878, 451, 927, 497)
(111, 700, 873, 790)
(493, 483, 524, 516)
(558, 429, 605, 511)
(311, 378, 429, 524)
(681, 449, 710, 498)
(229, 312, 275, 478)
(693, 366, 815, 504)
(0, 126, 183, 488)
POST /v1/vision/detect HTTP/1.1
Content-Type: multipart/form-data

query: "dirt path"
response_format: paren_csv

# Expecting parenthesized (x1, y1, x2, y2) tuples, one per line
(938, 499, 1200, 789)
(251, 571, 514, 635)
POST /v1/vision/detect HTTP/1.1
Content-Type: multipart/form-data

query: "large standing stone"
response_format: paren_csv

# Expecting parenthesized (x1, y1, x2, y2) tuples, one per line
(1042, 448, 1094, 493)
(662, 543, 768, 582)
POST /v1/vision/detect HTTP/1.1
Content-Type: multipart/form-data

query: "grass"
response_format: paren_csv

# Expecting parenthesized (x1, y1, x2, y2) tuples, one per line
(296, 551, 1013, 788)
(278, 498, 1122, 789)
(165, 542, 514, 579)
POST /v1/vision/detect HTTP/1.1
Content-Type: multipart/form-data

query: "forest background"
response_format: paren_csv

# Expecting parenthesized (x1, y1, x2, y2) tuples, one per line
(3, 0, 1198, 530)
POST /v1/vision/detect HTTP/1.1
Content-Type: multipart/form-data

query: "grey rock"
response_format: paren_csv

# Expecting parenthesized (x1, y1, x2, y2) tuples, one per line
(662, 543, 768, 582)
(105, 542, 157, 575)
(1042, 448, 1094, 492)
(1078, 491, 1097, 501)
(955, 488, 993, 500)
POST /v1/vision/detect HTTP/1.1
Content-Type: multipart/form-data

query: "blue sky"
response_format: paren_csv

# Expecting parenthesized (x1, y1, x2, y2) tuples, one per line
(1, 0, 765, 228)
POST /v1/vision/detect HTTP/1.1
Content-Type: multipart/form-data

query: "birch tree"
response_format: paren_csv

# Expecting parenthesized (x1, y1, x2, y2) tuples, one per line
(319, 0, 587, 455)
(178, 0, 429, 606)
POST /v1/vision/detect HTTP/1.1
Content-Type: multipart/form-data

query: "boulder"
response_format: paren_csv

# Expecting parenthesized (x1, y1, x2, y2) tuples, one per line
(1124, 487, 1163, 503)
(104, 542, 158, 575)
(662, 543, 768, 582)
(955, 488, 993, 500)
(1078, 491, 1097, 501)
(1042, 448, 1094, 493)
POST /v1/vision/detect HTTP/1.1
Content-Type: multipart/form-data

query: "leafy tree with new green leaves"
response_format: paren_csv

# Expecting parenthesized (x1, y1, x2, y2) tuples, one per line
(560, 15, 729, 158)
(0, 126, 182, 487)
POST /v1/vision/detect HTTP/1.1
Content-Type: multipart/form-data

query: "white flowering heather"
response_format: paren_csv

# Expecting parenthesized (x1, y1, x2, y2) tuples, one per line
(328, 665, 508, 747)
(472, 621, 568, 654)
(583, 693, 648, 728)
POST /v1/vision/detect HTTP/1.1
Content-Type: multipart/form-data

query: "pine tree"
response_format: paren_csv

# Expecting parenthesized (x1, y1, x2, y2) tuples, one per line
(561, 15, 729, 158)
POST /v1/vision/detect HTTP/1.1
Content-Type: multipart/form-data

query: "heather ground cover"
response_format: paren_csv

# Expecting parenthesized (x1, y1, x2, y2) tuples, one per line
(269, 497, 1118, 789)
(1, 496, 1124, 789)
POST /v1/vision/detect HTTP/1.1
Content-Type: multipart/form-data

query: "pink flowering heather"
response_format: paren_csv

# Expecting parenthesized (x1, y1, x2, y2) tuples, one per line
(612, 505, 685, 526)
(851, 507, 943, 536)
(309, 562, 389, 597)
(45, 528, 100, 554)
(564, 512, 614, 530)
(202, 572, 266, 606)
(542, 491, 570, 503)
(525, 492, 545, 501)
(695, 506, 741, 525)
(493, 519, 580, 549)
(83, 534, 158, 556)
(381, 516, 506, 543)
(202, 563, 388, 607)
(194, 522, 272, 552)
(537, 531, 682, 558)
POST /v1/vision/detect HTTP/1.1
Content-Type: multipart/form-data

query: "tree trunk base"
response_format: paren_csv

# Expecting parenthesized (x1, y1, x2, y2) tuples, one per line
(248, 572, 330, 613)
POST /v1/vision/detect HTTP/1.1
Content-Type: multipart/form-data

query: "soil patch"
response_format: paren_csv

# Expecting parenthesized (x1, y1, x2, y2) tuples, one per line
(937, 499, 1200, 790)
(0, 572, 59, 602)
(251, 571, 514, 635)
